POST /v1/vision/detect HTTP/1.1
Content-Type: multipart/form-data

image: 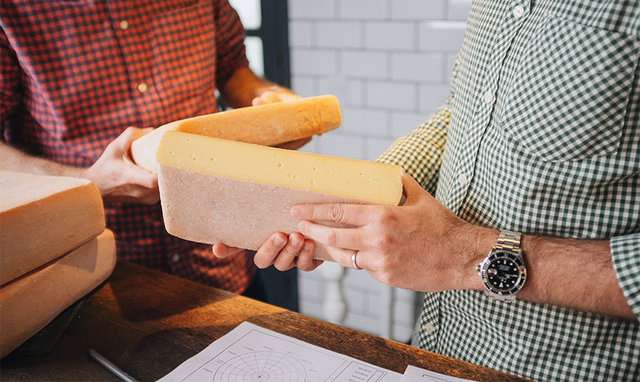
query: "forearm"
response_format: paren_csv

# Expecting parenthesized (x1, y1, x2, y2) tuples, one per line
(522, 235, 635, 320)
(1, 128, 159, 204)
(469, 227, 637, 321)
(218, 67, 279, 109)
(0, 141, 85, 178)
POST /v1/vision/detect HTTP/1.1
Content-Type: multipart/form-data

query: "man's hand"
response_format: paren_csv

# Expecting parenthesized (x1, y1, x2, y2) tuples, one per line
(213, 232, 322, 272)
(242, 174, 486, 288)
(251, 86, 300, 106)
(83, 127, 159, 204)
(292, 174, 485, 292)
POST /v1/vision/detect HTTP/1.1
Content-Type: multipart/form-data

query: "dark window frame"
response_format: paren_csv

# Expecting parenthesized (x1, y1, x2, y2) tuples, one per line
(244, 0, 291, 87)
(242, 0, 297, 312)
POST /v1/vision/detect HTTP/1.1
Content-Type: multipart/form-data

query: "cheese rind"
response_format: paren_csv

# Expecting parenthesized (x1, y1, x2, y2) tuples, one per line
(156, 131, 404, 261)
(0, 171, 105, 286)
(131, 95, 341, 173)
(0, 229, 116, 359)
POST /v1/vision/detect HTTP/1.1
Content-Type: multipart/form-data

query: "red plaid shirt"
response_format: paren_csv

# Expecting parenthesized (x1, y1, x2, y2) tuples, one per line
(1, 0, 256, 294)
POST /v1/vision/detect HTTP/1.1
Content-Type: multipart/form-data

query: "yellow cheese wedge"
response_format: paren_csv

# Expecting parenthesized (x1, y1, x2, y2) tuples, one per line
(156, 131, 404, 261)
(131, 95, 341, 173)
(0, 229, 116, 359)
(0, 171, 105, 286)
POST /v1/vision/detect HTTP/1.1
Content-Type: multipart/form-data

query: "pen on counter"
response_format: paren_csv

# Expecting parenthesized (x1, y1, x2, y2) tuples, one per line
(88, 349, 139, 382)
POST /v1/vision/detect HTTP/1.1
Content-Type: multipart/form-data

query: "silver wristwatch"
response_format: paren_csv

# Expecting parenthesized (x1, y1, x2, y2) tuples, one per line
(476, 230, 527, 302)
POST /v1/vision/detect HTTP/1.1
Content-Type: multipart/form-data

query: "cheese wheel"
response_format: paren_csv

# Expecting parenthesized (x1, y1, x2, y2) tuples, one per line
(156, 131, 404, 261)
(0, 229, 116, 359)
(131, 95, 341, 173)
(0, 171, 105, 286)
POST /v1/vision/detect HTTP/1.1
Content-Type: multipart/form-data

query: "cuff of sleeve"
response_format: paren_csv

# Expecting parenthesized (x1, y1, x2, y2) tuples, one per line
(611, 232, 640, 320)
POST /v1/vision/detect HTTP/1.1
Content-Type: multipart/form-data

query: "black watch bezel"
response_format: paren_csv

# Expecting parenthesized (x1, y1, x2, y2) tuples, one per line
(478, 250, 527, 297)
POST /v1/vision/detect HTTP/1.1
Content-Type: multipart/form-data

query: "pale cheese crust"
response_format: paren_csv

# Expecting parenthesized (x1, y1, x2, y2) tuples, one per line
(0, 229, 116, 358)
(131, 95, 341, 173)
(0, 171, 105, 286)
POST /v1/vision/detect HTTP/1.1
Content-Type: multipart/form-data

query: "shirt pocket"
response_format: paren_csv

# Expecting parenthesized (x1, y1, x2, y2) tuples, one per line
(501, 16, 639, 162)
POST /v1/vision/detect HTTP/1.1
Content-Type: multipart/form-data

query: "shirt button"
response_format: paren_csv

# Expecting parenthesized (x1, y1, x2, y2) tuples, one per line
(513, 5, 525, 18)
(172, 253, 180, 263)
(458, 173, 468, 186)
(483, 90, 494, 104)
(119, 20, 129, 30)
(424, 322, 435, 335)
(137, 82, 148, 93)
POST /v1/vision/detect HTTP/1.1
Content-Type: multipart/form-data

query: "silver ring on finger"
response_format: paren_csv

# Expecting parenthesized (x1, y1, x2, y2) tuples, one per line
(351, 250, 363, 270)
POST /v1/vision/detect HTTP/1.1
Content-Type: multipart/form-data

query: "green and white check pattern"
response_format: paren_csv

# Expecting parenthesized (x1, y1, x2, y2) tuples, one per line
(378, 1, 639, 381)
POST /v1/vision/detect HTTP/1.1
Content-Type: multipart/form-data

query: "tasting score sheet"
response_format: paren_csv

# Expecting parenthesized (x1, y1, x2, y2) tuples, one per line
(157, 321, 402, 382)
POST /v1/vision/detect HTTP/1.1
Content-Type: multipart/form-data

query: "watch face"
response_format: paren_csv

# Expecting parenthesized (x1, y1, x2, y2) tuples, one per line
(482, 251, 526, 295)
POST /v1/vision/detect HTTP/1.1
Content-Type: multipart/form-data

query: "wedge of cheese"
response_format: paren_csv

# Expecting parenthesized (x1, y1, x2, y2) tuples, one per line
(0, 229, 116, 359)
(0, 171, 105, 286)
(156, 131, 404, 261)
(131, 95, 341, 173)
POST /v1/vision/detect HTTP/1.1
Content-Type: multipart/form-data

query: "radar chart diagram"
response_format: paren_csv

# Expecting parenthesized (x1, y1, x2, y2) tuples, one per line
(213, 351, 307, 382)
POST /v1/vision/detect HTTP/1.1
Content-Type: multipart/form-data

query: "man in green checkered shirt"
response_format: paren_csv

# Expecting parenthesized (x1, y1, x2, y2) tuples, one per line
(217, 1, 639, 380)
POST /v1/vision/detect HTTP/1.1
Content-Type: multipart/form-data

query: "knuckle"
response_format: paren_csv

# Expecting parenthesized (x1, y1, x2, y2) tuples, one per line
(378, 273, 396, 286)
(122, 126, 136, 137)
(284, 244, 300, 257)
(371, 208, 393, 225)
(369, 234, 392, 252)
(325, 229, 339, 246)
(297, 257, 312, 271)
(328, 204, 347, 223)
(273, 258, 292, 271)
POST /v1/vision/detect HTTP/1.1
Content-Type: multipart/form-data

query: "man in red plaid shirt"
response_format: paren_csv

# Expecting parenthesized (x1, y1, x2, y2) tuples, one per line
(0, 0, 305, 296)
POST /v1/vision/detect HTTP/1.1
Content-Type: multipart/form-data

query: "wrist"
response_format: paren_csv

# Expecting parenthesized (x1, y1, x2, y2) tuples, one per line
(462, 225, 499, 291)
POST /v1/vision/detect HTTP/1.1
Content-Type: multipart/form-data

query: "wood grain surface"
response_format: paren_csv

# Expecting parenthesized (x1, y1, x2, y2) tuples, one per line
(1, 260, 530, 382)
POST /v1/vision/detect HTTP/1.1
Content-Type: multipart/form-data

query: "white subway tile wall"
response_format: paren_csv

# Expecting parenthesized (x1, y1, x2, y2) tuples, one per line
(289, 0, 472, 342)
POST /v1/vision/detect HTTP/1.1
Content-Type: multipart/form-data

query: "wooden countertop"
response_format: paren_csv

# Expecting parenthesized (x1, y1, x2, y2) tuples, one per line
(1, 260, 529, 381)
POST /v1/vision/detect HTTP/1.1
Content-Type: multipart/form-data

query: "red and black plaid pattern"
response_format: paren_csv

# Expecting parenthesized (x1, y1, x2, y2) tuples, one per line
(105, 203, 256, 293)
(1, 0, 255, 294)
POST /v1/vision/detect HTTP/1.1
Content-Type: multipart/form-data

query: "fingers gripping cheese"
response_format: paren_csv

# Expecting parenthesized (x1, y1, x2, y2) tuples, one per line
(156, 131, 404, 261)
(131, 95, 341, 173)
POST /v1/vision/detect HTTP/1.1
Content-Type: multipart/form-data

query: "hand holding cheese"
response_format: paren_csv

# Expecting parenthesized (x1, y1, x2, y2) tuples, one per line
(84, 126, 159, 205)
(251, 85, 300, 107)
(0, 127, 158, 205)
(131, 95, 341, 173)
(156, 131, 404, 261)
(256, 174, 496, 295)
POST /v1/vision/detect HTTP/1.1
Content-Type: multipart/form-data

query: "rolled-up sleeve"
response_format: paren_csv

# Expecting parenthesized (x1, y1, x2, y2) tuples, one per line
(376, 107, 449, 196)
(611, 232, 640, 320)
(375, 53, 461, 196)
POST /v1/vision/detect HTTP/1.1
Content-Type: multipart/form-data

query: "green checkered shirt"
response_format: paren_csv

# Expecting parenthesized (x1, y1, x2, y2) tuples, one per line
(377, 1, 639, 381)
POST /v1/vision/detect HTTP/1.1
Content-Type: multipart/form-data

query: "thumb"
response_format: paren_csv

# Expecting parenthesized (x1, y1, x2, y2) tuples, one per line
(401, 173, 429, 205)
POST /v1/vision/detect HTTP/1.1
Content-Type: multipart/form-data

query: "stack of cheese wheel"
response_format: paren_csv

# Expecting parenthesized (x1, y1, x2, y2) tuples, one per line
(0, 171, 115, 358)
